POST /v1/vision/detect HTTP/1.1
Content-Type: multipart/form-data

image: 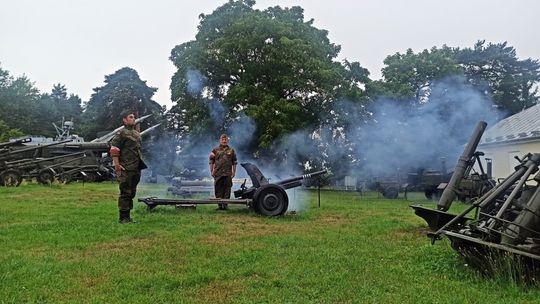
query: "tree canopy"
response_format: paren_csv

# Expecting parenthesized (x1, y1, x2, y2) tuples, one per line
(169, 0, 369, 151)
(376, 41, 540, 115)
(81, 67, 164, 139)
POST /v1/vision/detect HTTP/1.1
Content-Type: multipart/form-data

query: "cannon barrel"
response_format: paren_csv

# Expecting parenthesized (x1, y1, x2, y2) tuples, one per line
(52, 142, 110, 151)
(437, 121, 487, 211)
(276, 170, 327, 189)
(5, 151, 86, 167)
(0, 137, 32, 149)
(0, 139, 73, 161)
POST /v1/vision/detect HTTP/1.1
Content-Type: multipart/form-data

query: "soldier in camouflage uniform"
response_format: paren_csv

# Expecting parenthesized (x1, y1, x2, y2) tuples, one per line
(110, 110, 147, 223)
(209, 134, 237, 210)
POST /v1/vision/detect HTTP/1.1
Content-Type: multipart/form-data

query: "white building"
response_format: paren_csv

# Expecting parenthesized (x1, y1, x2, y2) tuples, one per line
(478, 103, 540, 181)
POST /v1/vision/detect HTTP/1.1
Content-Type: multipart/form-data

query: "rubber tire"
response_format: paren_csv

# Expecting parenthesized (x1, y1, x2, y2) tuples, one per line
(1, 169, 23, 187)
(59, 173, 72, 184)
(383, 187, 399, 199)
(253, 184, 289, 216)
(37, 170, 55, 185)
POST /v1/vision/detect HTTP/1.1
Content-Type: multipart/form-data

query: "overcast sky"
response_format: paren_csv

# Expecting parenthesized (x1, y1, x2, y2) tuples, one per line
(1, 0, 539, 109)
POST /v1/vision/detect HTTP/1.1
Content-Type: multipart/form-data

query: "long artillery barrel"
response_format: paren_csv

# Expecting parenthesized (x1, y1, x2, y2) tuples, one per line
(52, 142, 110, 151)
(0, 137, 32, 149)
(437, 121, 488, 211)
(0, 139, 74, 161)
(276, 170, 328, 189)
(5, 151, 86, 168)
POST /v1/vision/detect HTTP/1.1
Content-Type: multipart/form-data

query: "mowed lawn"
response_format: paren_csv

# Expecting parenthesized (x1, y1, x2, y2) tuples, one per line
(1, 183, 539, 303)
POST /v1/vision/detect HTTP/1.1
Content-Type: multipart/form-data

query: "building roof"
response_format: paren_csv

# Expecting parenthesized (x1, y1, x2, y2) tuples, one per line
(480, 103, 540, 146)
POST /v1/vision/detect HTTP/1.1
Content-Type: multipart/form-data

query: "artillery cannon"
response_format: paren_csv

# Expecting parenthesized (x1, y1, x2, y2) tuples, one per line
(425, 152, 540, 275)
(0, 139, 76, 186)
(139, 163, 327, 216)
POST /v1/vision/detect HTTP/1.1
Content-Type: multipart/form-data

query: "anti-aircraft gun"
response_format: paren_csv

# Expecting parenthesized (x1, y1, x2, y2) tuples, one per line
(139, 163, 327, 216)
(0, 139, 75, 186)
(41, 115, 159, 183)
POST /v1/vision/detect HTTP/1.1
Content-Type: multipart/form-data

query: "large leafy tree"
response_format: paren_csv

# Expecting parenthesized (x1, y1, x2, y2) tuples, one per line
(455, 40, 540, 115)
(377, 47, 462, 105)
(34, 84, 84, 137)
(82, 67, 164, 139)
(0, 119, 24, 142)
(376, 41, 540, 115)
(169, 0, 369, 152)
(0, 65, 41, 135)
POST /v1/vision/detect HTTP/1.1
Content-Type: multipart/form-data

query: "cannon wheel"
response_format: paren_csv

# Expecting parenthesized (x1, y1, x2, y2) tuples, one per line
(383, 186, 399, 199)
(253, 184, 289, 216)
(58, 173, 73, 184)
(37, 170, 55, 185)
(0, 169, 23, 187)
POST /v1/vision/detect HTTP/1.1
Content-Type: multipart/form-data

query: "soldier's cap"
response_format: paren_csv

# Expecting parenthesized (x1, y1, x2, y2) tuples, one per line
(120, 109, 136, 119)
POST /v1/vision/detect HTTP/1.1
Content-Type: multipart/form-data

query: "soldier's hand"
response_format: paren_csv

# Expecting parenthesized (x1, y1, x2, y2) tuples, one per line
(115, 165, 125, 176)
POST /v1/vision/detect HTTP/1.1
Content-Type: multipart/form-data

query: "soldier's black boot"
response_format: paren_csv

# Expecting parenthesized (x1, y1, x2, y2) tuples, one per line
(126, 210, 137, 223)
(119, 210, 131, 224)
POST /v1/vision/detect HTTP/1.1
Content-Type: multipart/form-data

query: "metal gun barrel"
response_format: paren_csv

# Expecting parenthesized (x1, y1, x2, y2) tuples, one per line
(437, 121, 487, 211)
(53, 142, 110, 151)
(0, 139, 73, 161)
(0, 137, 32, 148)
(6, 151, 86, 167)
(276, 170, 327, 188)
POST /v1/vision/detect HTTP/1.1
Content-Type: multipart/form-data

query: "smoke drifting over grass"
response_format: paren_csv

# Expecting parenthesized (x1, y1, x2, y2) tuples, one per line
(149, 72, 504, 212)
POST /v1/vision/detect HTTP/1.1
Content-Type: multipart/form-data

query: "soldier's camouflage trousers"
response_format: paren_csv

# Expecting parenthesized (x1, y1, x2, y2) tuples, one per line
(214, 175, 232, 199)
(118, 170, 141, 211)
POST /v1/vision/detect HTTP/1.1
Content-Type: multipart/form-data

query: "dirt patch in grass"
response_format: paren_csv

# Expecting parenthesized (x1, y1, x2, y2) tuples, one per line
(199, 278, 244, 304)
(58, 234, 180, 262)
(392, 226, 431, 239)
(200, 212, 352, 245)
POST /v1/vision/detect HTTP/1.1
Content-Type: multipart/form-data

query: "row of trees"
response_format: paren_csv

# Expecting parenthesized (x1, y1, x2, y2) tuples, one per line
(1, 0, 539, 175)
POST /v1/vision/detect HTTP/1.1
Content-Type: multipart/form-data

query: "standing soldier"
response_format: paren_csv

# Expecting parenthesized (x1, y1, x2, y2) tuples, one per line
(209, 134, 237, 210)
(110, 110, 147, 223)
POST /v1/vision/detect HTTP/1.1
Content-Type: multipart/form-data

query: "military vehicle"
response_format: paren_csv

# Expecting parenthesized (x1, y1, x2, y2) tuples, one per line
(368, 153, 494, 201)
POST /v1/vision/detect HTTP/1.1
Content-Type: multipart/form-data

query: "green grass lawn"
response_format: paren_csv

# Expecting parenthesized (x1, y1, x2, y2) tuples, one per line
(1, 183, 539, 303)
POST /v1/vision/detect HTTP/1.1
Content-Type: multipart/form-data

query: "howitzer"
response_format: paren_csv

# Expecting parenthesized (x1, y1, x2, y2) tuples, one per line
(139, 163, 327, 216)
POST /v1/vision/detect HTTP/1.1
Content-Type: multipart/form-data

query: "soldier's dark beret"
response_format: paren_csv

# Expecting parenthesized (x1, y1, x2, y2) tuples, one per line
(120, 109, 136, 119)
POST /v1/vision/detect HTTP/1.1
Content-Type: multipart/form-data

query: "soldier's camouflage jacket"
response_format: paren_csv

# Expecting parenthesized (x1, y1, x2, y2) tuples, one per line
(110, 126, 145, 171)
(209, 145, 237, 177)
